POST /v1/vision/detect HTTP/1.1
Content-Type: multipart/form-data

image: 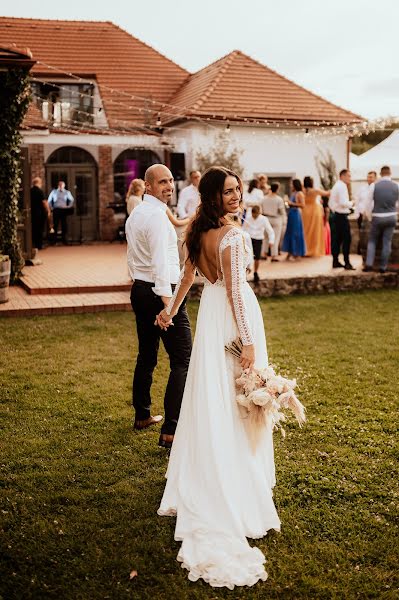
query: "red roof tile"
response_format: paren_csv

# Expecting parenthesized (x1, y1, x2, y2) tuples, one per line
(0, 17, 189, 129)
(0, 18, 362, 132)
(22, 102, 48, 130)
(168, 50, 362, 125)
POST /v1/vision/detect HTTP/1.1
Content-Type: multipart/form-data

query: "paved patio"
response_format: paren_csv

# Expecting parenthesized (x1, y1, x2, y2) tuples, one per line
(0, 243, 395, 317)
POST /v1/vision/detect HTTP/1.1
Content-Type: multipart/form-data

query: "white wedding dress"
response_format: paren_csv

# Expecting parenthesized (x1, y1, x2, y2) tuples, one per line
(158, 227, 281, 589)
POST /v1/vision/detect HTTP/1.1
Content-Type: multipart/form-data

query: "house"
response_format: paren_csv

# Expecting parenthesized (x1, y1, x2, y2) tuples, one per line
(0, 16, 363, 242)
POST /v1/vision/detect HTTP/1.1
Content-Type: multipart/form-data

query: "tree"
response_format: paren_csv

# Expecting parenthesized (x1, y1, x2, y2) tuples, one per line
(195, 131, 244, 177)
(315, 149, 337, 192)
(351, 117, 399, 155)
(0, 67, 31, 280)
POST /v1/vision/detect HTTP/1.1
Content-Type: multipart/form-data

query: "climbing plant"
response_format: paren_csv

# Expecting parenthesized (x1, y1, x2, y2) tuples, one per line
(0, 68, 31, 280)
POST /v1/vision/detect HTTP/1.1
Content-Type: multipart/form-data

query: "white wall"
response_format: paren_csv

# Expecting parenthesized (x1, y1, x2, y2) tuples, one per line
(171, 122, 348, 187)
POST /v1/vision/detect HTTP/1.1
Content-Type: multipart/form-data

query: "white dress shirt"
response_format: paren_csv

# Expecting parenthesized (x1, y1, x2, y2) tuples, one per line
(354, 183, 372, 218)
(243, 214, 275, 243)
(126, 194, 142, 216)
(177, 184, 200, 218)
(328, 180, 353, 214)
(243, 188, 264, 209)
(125, 194, 180, 297)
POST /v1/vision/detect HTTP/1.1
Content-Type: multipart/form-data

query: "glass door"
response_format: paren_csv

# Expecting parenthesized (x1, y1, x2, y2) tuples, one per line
(46, 166, 97, 242)
(70, 169, 97, 242)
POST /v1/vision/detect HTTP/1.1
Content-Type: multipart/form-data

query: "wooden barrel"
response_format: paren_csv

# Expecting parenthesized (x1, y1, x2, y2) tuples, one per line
(0, 257, 11, 304)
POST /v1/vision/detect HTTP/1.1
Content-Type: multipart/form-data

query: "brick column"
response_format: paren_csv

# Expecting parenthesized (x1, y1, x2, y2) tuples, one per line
(98, 145, 115, 241)
(29, 144, 45, 185)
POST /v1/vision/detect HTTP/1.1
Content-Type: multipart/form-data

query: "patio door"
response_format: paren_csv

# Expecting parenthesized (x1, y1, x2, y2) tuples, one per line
(46, 166, 97, 242)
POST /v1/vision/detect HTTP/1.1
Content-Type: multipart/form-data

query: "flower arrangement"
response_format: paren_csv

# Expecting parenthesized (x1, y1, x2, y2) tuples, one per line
(225, 338, 306, 451)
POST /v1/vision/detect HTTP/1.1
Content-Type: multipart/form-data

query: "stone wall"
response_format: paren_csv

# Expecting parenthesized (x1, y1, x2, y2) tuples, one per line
(188, 272, 399, 300)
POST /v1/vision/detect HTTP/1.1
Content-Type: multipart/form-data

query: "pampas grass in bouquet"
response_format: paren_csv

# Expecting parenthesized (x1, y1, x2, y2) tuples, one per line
(225, 337, 306, 451)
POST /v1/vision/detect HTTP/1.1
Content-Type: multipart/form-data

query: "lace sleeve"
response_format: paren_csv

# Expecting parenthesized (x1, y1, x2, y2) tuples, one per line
(165, 257, 196, 317)
(220, 229, 254, 346)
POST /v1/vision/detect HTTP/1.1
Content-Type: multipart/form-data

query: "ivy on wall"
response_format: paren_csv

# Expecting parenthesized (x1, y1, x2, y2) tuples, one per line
(0, 68, 31, 280)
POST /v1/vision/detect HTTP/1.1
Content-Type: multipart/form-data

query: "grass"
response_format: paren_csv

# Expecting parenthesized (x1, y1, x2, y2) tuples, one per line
(1, 290, 398, 600)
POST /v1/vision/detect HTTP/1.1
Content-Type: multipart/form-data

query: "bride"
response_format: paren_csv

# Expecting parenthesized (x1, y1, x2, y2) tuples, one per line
(155, 166, 281, 589)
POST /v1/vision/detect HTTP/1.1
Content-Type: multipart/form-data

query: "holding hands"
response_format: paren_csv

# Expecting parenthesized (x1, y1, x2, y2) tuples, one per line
(155, 308, 174, 331)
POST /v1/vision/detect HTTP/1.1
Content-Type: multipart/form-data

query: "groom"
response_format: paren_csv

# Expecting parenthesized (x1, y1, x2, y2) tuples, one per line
(125, 164, 192, 448)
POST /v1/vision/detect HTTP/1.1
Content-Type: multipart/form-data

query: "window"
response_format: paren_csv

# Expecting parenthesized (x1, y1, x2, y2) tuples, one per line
(31, 81, 94, 127)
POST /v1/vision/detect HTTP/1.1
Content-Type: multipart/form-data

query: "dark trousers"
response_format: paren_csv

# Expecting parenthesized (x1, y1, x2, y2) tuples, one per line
(53, 208, 69, 243)
(330, 213, 351, 265)
(131, 280, 192, 435)
(31, 210, 45, 249)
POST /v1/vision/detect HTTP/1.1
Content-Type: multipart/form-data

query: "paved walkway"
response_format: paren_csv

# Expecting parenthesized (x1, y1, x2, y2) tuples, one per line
(0, 242, 371, 317)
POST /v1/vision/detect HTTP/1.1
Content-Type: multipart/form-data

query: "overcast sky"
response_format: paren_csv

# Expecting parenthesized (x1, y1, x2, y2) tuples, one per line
(2, 0, 398, 119)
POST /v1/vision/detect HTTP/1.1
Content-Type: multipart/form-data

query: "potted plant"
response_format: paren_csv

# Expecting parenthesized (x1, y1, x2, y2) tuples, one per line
(0, 255, 11, 303)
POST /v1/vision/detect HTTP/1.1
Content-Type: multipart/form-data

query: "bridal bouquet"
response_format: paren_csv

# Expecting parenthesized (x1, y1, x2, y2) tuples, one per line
(225, 338, 306, 450)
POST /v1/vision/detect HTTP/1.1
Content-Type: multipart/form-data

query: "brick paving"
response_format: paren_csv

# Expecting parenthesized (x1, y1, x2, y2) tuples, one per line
(0, 243, 372, 318)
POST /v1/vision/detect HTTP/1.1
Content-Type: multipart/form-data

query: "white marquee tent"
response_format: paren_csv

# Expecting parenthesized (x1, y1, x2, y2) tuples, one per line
(350, 130, 399, 181)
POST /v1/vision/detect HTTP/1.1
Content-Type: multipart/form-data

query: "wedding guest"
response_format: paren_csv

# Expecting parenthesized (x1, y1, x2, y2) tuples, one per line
(261, 182, 286, 261)
(258, 173, 270, 197)
(30, 176, 50, 250)
(363, 165, 399, 273)
(282, 179, 306, 260)
(328, 169, 355, 269)
(302, 176, 329, 257)
(243, 179, 264, 212)
(323, 198, 331, 255)
(354, 171, 377, 230)
(243, 204, 275, 283)
(48, 181, 74, 245)
(126, 178, 145, 215)
(177, 170, 201, 218)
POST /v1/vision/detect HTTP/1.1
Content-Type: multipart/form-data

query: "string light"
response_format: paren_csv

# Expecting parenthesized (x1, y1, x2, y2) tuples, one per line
(28, 60, 395, 139)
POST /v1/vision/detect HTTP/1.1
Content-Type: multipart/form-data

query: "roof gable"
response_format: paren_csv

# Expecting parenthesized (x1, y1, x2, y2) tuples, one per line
(169, 50, 362, 125)
(0, 17, 189, 129)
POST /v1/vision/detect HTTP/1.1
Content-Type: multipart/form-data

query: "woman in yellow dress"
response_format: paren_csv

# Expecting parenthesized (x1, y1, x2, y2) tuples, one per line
(302, 176, 330, 257)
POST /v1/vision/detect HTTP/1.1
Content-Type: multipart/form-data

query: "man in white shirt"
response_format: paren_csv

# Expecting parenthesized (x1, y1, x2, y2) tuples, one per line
(328, 169, 355, 270)
(354, 171, 377, 222)
(125, 164, 192, 449)
(243, 205, 275, 283)
(176, 170, 201, 218)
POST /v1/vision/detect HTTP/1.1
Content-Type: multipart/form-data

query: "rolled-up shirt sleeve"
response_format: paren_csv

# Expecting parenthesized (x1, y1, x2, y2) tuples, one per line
(66, 191, 74, 206)
(147, 213, 173, 297)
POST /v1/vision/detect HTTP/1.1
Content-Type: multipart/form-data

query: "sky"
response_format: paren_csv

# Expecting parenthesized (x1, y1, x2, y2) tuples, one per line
(2, 0, 399, 120)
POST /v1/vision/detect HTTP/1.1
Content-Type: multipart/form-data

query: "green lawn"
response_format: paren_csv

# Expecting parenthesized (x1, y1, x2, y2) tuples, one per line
(1, 290, 398, 600)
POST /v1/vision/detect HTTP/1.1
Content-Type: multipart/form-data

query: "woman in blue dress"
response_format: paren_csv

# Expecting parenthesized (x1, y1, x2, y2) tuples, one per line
(282, 178, 306, 259)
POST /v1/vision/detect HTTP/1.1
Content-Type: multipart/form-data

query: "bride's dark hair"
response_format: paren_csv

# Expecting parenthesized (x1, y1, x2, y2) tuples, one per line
(185, 166, 242, 266)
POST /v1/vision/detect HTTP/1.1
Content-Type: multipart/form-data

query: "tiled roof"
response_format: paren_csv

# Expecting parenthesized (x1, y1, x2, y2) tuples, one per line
(168, 50, 362, 125)
(22, 102, 48, 130)
(0, 17, 189, 130)
(0, 18, 362, 132)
